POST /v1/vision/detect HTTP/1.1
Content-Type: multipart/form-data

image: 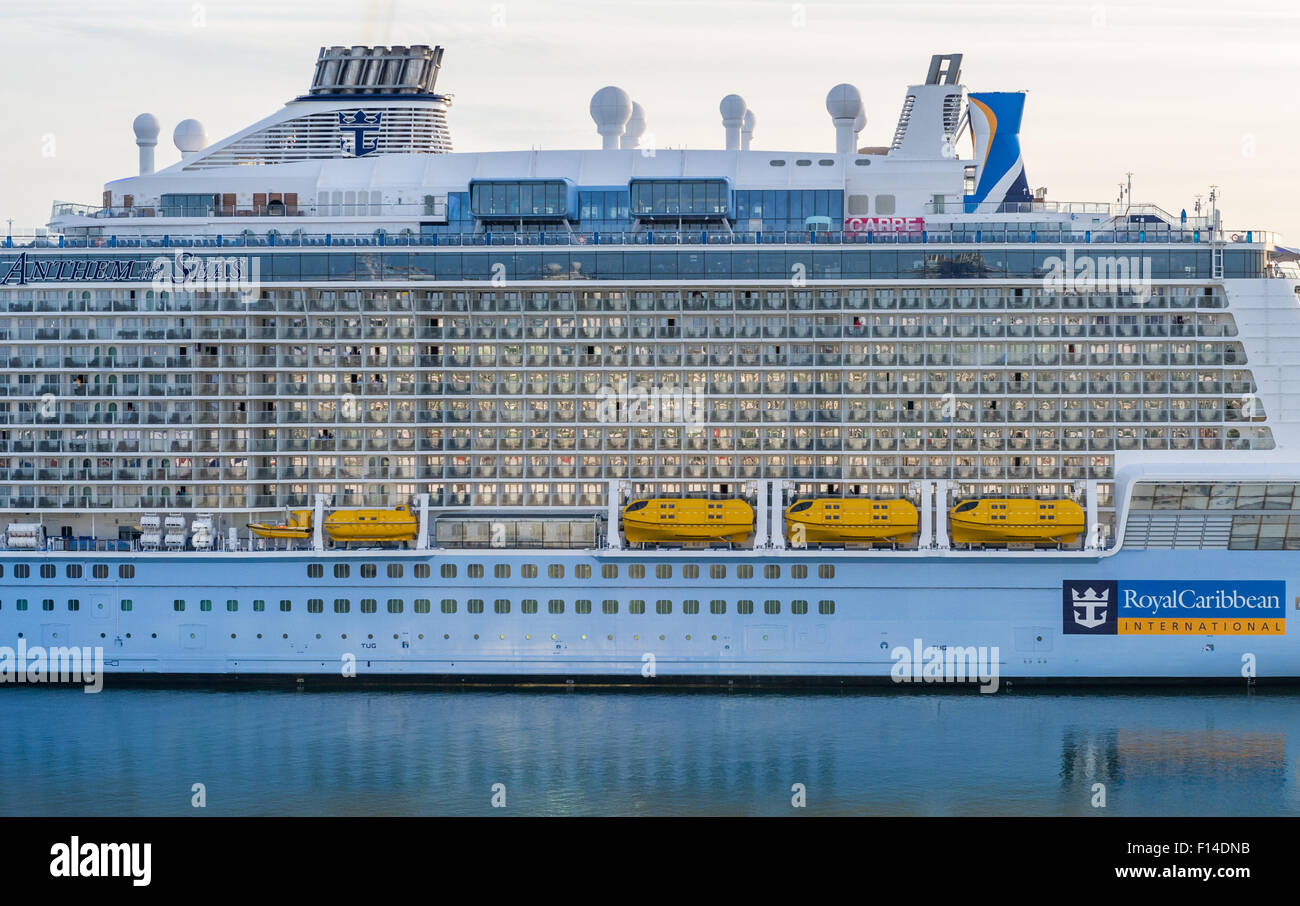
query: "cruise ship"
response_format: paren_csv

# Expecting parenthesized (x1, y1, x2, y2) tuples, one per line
(1, 45, 1296, 684)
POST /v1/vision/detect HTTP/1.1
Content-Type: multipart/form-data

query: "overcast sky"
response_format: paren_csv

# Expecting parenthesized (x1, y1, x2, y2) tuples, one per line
(1, 0, 1296, 238)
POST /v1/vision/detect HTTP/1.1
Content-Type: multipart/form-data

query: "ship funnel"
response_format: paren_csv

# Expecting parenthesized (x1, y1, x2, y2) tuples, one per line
(133, 113, 160, 176)
(621, 101, 647, 149)
(720, 94, 747, 151)
(741, 109, 756, 151)
(826, 83, 862, 154)
(590, 86, 632, 150)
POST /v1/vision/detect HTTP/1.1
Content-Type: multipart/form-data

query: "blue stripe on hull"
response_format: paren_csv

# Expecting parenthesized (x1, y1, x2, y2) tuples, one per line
(0, 550, 1294, 681)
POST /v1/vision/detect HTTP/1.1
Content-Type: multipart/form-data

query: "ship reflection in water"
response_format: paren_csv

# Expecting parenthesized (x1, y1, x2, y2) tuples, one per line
(0, 688, 1296, 816)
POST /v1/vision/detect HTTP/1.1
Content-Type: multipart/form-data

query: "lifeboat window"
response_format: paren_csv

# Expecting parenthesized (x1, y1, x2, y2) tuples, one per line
(710, 600, 726, 614)
(308, 564, 324, 578)
(602, 599, 619, 614)
(414, 564, 430, 579)
(790, 500, 813, 512)
(954, 501, 978, 513)
(738, 600, 754, 614)
(626, 500, 648, 512)
(629, 600, 646, 614)
(792, 600, 809, 615)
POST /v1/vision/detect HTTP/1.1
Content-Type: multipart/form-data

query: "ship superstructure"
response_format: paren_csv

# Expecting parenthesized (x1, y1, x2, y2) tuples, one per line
(0, 47, 1296, 684)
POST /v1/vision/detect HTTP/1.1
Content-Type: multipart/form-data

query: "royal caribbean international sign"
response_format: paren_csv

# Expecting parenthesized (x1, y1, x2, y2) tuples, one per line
(1062, 579, 1285, 636)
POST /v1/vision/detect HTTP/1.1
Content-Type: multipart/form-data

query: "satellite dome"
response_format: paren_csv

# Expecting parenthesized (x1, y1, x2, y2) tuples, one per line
(825, 83, 862, 120)
(719, 94, 747, 123)
(173, 118, 209, 153)
(625, 102, 647, 140)
(132, 113, 160, 142)
(589, 86, 632, 130)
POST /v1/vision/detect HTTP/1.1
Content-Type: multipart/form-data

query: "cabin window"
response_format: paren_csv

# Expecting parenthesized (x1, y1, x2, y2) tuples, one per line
(494, 599, 511, 614)
(791, 565, 808, 579)
(737, 600, 754, 614)
(575, 599, 592, 614)
(819, 600, 835, 615)
(387, 564, 403, 578)
(737, 565, 753, 579)
(441, 564, 457, 578)
(682, 600, 700, 614)
(119, 565, 135, 579)
(521, 565, 538, 579)
(819, 564, 835, 579)
(468, 564, 484, 578)
(174, 599, 185, 611)
(628, 600, 646, 614)
(792, 600, 809, 615)
(575, 565, 591, 579)
(388, 599, 403, 614)
(710, 600, 726, 614)
(548, 599, 564, 614)
(66, 565, 82, 579)
(522, 599, 538, 614)
(683, 565, 699, 579)
(466, 599, 483, 613)
(495, 564, 510, 578)
(764, 565, 780, 579)
(308, 599, 324, 613)
(602, 565, 618, 579)
(764, 600, 781, 615)
(548, 565, 564, 579)
(308, 564, 324, 578)
(334, 599, 350, 613)
(602, 599, 619, 614)
(440, 599, 455, 614)
(333, 564, 349, 579)
(656, 565, 672, 579)
(41, 564, 55, 579)
(280, 600, 292, 612)
(120, 599, 133, 611)
(360, 599, 377, 613)
(414, 564, 430, 579)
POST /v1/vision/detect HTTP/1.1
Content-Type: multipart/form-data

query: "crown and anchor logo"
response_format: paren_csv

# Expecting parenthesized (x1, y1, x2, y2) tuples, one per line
(1070, 586, 1109, 629)
(338, 110, 383, 157)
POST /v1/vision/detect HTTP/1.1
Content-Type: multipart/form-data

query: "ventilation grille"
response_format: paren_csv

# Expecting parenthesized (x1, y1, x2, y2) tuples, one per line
(184, 105, 452, 170)
(1123, 513, 1233, 550)
(890, 94, 916, 150)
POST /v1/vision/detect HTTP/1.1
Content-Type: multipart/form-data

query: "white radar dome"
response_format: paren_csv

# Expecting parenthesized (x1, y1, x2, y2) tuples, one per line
(132, 113, 160, 142)
(173, 118, 209, 153)
(825, 83, 862, 120)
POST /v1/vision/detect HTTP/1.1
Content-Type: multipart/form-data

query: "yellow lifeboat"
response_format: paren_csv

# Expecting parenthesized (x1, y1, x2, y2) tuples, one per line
(785, 498, 918, 544)
(622, 498, 754, 544)
(249, 509, 314, 540)
(324, 506, 418, 543)
(949, 498, 1085, 545)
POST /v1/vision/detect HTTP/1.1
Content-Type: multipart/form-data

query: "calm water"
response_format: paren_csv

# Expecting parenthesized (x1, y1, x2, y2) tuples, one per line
(1, 686, 1297, 816)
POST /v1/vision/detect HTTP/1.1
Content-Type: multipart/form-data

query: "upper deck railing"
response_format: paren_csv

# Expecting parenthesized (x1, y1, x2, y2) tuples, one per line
(8, 226, 1275, 251)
